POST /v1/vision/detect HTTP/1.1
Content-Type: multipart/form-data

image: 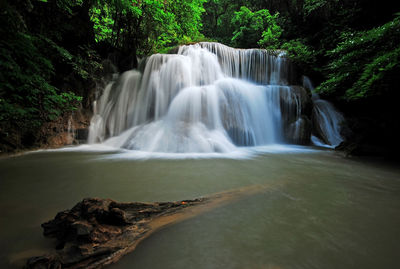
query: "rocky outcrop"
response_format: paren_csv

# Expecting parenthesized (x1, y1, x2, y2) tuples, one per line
(285, 116, 312, 145)
(39, 109, 92, 149)
(280, 86, 313, 144)
(25, 198, 205, 269)
(290, 86, 313, 117)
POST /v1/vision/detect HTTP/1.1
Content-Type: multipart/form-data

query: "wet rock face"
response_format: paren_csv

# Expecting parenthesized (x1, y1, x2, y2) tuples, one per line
(280, 86, 313, 144)
(285, 116, 312, 145)
(290, 86, 313, 117)
(25, 198, 205, 269)
(75, 129, 89, 143)
(39, 109, 92, 149)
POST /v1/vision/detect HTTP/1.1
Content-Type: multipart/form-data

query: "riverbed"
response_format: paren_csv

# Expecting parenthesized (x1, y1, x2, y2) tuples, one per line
(1, 148, 399, 268)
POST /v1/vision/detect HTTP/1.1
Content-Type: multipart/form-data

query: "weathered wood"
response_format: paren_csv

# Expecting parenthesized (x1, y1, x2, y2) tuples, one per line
(24, 198, 206, 269)
(24, 184, 276, 269)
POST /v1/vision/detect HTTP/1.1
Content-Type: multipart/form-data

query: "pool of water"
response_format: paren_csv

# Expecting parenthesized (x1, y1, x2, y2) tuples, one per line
(0, 149, 399, 268)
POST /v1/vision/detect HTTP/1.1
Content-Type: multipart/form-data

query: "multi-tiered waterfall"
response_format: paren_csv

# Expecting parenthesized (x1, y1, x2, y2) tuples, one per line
(87, 42, 343, 154)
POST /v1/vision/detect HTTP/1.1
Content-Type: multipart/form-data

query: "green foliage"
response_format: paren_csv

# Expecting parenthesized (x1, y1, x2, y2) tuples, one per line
(257, 22, 282, 49)
(91, 6, 114, 42)
(201, 0, 239, 45)
(0, 1, 89, 148)
(281, 39, 316, 73)
(0, 29, 82, 126)
(201, 0, 287, 46)
(317, 18, 400, 100)
(90, 0, 206, 55)
(56, 0, 84, 15)
(231, 6, 281, 48)
(348, 48, 400, 99)
(303, 0, 331, 16)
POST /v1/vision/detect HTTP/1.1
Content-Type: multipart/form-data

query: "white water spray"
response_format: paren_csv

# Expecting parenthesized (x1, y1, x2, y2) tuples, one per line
(87, 43, 342, 154)
(303, 76, 345, 148)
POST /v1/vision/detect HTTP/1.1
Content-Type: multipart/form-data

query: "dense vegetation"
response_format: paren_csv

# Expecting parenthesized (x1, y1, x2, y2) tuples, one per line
(1, 0, 399, 157)
(0, 0, 206, 151)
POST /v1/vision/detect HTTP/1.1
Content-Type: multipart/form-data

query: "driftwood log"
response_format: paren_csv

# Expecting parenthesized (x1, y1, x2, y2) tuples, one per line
(25, 197, 206, 269)
(24, 184, 277, 269)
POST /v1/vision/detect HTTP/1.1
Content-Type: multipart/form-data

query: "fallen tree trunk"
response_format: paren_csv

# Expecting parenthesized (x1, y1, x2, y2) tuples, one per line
(25, 198, 206, 269)
(24, 184, 277, 269)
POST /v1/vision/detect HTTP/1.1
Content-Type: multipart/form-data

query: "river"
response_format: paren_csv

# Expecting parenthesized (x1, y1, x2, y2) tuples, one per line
(1, 148, 399, 269)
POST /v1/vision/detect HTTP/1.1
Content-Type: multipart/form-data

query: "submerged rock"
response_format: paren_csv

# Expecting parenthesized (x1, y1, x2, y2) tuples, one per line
(25, 197, 205, 269)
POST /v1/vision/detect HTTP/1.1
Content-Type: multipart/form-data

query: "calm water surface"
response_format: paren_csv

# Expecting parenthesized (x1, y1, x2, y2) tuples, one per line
(0, 149, 399, 268)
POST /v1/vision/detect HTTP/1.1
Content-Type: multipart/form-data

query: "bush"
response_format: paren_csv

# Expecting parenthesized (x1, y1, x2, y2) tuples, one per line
(0, 2, 84, 149)
(281, 39, 316, 74)
(231, 6, 282, 49)
(317, 17, 400, 100)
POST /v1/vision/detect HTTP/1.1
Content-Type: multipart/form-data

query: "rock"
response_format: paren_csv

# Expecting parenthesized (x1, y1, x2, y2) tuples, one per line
(75, 129, 89, 142)
(280, 86, 312, 123)
(284, 116, 312, 145)
(291, 86, 313, 117)
(280, 86, 313, 144)
(46, 133, 74, 148)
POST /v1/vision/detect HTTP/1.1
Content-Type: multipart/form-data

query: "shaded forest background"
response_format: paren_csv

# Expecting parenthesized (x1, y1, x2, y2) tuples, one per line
(1, 0, 399, 158)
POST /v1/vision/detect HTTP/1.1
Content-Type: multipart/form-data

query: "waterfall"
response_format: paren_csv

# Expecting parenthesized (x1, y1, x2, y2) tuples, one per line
(303, 76, 345, 148)
(311, 98, 344, 147)
(87, 43, 341, 154)
(190, 42, 294, 85)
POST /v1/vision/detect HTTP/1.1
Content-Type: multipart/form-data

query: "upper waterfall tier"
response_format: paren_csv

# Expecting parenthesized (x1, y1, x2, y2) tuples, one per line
(87, 42, 343, 154)
(179, 42, 295, 86)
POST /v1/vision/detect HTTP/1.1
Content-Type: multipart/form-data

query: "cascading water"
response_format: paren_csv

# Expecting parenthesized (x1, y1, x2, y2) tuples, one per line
(87, 42, 341, 155)
(303, 76, 345, 148)
(311, 97, 345, 147)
